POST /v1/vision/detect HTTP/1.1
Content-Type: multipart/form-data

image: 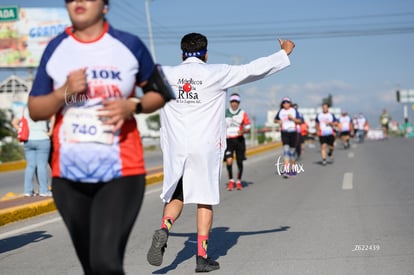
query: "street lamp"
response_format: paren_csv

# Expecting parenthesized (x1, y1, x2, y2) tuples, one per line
(145, 0, 156, 62)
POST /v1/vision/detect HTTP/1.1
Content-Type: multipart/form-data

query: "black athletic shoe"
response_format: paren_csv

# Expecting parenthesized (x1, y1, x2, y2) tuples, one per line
(147, 228, 168, 266)
(195, 256, 220, 272)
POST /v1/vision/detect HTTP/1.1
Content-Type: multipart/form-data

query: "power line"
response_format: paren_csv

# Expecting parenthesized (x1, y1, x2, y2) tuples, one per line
(111, 8, 414, 44)
(149, 11, 414, 30)
(135, 26, 414, 45)
(105, 4, 414, 57)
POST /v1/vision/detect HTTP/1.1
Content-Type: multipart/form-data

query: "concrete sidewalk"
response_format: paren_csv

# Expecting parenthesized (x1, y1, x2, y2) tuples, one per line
(0, 142, 281, 226)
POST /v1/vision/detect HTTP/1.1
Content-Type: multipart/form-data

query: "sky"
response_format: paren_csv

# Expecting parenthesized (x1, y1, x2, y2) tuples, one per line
(1, 0, 414, 127)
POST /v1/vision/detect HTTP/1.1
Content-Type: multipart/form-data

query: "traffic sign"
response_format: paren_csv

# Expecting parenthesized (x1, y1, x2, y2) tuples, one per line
(0, 6, 19, 22)
(397, 89, 414, 103)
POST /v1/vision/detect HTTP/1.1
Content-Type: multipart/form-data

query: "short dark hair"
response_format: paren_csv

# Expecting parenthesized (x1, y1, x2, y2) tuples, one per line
(181, 33, 208, 61)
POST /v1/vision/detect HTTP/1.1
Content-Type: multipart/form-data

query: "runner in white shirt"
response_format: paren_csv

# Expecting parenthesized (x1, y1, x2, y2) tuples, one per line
(355, 113, 369, 143)
(293, 103, 306, 161)
(224, 93, 251, 191)
(274, 97, 302, 178)
(352, 115, 359, 138)
(27, 0, 172, 273)
(315, 103, 338, 165)
(147, 32, 295, 272)
(338, 111, 353, 149)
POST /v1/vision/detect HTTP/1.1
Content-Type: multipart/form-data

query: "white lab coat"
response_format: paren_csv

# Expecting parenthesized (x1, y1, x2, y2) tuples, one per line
(160, 50, 290, 205)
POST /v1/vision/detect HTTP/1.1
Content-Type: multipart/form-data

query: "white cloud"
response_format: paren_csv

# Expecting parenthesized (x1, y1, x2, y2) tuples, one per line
(378, 89, 397, 103)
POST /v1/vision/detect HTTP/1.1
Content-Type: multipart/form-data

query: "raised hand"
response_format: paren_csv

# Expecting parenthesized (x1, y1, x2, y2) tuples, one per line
(278, 38, 295, 55)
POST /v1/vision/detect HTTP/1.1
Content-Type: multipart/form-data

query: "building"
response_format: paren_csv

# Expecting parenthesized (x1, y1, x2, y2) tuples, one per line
(0, 75, 30, 119)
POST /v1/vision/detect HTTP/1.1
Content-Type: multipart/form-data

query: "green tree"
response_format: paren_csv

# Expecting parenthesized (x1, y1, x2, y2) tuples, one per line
(146, 113, 160, 130)
(0, 141, 25, 162)
(257, 132, 266, 144)
(0, 109, 25, 162)
(0, 109, 15, 139)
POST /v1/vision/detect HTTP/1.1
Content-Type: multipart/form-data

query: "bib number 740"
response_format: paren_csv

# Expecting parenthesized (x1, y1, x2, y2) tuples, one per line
(63, 106, 114, 145)
(72, 123, 98, 136)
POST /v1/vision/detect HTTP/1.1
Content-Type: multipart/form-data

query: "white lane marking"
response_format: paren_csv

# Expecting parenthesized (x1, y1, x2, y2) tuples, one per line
(145, 186, 163, 195)
(342, 172, 353, 190)
(348, 152, 354, 158)
(0, 187, 164, 239)
(0, 217, 62, 239)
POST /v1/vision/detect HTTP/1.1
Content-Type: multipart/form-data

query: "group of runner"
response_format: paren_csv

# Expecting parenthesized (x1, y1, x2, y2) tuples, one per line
(274, 100, 371, 171)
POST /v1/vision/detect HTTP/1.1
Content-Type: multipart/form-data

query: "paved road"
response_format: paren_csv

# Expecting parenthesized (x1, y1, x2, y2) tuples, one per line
(0, 138, 413, 274)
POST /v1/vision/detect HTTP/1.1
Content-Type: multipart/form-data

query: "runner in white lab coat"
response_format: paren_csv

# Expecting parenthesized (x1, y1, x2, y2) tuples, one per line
(147, 33, 295, 272)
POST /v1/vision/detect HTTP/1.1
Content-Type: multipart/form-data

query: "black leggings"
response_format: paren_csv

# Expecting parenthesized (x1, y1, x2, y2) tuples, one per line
(225, 137, 246, 179)
(52, 175, 146, 275)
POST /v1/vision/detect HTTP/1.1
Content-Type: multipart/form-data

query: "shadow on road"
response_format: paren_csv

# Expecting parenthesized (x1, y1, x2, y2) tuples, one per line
(152, 225, 290, 274)
(0, 231, 52, 254)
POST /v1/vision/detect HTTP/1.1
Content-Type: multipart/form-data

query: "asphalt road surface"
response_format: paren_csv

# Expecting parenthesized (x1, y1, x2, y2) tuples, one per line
(0, 137, 413, 275)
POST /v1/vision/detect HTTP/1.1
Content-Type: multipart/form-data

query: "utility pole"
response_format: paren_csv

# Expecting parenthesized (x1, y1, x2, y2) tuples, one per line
(251, 115, 256, 146)
(231, 56, 242, 93)
(145, 0, 156, 62)
(271, 87, 277, 141)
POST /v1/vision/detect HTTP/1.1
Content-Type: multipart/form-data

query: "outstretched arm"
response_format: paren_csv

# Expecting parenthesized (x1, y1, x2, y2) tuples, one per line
(221, 37, 295, 89)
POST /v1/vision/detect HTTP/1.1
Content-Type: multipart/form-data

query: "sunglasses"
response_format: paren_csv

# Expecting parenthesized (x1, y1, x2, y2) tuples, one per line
(65, 0, 97, 3)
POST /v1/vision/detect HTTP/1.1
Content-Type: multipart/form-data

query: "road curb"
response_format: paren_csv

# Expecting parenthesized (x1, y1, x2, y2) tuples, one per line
(0, 198, 56, 226)
(0, 160, 26, 173)
(246, 141, 281, 157)
(0, 142, 281, 226)
(145, 172, 164, 186)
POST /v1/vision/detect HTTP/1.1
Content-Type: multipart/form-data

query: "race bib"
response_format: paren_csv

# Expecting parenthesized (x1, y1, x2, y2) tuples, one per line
(62, 106, 114, 144)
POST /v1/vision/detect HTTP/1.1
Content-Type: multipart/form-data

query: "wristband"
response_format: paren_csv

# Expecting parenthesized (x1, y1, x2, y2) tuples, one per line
(136, 102, 143, 114)
(129, 98, 142, 114)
